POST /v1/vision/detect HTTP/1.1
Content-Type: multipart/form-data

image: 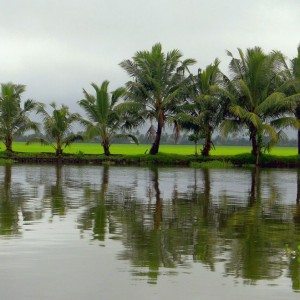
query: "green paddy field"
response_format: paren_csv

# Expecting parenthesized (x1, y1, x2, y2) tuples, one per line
(2, 142, 297, 156)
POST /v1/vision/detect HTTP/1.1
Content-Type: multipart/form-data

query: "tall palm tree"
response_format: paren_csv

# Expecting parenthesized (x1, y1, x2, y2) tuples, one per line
(0, 83, 39, 153)
(28, 103, 82, 156)
(292, 46, 300, 154)
(120, 43, 196, 155)
(220, 47, 298, 164)
(175, 59, 225, 156)
(78, 80, 138, 156)
(279, 45, 300, 154)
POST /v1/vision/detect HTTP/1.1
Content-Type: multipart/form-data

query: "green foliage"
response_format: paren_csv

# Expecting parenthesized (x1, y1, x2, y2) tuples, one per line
(3, 142, 297, 156)
(0, 83, 39, 152)
(1, 44, 300, 158)
(220, 47, 300, 162)
(28, 102, 82, 156)
(190, 160, 233, 169)
(79, 81, 138, 156)
(0, 158, 13, 165)
(175, 59, 225, 156)
(120, 43, 195, 154)
(279, 44, 300, 153)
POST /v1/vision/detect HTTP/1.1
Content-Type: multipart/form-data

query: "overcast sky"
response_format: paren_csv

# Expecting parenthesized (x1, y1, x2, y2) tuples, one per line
(0, 0, 299, 110)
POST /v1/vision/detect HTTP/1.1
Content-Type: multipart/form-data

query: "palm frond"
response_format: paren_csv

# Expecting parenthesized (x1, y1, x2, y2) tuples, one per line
(26, 137, 51, 146)
(63, 134, 83, 147)
(114, 133, 139, 145)
(220, 119, 241, 137)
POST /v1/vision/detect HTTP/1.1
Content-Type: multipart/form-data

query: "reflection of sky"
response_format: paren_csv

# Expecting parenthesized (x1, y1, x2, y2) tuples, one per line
(1, 165, 297, 205)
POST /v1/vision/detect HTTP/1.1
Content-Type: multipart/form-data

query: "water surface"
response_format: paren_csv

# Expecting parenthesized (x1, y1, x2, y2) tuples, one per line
(0, 165, 299, 299)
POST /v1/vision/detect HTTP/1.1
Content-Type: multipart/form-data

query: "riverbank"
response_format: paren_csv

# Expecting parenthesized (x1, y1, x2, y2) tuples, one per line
(0, 151, 299, 168)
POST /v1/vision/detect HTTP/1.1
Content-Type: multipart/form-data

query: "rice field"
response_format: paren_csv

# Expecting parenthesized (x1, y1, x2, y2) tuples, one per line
(2, 142, 297, 156)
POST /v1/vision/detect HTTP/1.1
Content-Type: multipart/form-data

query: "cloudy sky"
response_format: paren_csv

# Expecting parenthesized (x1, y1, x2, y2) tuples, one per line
(0, 0, 299, 110)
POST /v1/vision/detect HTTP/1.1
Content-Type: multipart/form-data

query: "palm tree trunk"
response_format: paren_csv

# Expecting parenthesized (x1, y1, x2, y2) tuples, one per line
(102, 140, 110, 156)
(152, 168, 162, 230)
(150, 112, 164, 155)
(297, 168, 300, 204)
(250, 127, 260, 165)
(55, 138, 63, 156)
(55, 148, 63, 156)
(201, 128, 212, 157)
(5, 134, 13, 153)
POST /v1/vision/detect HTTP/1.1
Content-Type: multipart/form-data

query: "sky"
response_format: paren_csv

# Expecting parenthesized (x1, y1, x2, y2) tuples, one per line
(0, 0, 299, 115)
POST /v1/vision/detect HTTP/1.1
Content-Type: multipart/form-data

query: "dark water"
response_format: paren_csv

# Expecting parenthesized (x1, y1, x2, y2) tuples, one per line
(0, 165, 299, 299)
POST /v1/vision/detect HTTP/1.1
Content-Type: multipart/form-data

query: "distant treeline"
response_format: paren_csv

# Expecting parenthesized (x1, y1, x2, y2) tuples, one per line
(18, 132, 297, 147)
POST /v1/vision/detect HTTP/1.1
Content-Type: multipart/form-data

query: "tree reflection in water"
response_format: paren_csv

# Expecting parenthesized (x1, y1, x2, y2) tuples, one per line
(46, 164, 66, 216)
(0, 165, 299, 290)
(0, 165, 19, 236)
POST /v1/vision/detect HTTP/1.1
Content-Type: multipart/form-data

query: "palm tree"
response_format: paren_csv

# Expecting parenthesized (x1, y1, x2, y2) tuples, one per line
(78, 80, 138, 156)
(0, 83, 39, 153)
(175, 59, 225, 156)
(28, 103, 82, 156)
(292, 46, 300, 154)
(220, 47, 298, 164)
(279, 45, 300, 154)
(120, 43, 196, 155)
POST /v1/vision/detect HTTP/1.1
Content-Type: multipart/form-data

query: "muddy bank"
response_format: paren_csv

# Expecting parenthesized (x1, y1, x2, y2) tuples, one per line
(2, 152, 298, 168)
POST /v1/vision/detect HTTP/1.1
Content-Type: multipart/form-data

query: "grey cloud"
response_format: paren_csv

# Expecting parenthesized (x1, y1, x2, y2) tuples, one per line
(0, 0, 299, 112)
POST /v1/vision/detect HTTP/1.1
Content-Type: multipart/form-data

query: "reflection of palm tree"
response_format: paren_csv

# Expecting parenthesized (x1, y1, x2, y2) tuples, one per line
(249, 167, 261, 206)
(93, 166, 109, 241)
(190, 168, 216, 270)
(289, 258, 300, 291)
(77, 166, 109, 241)
(297, 169, 300, 204)
(293, 169, 300, 226)
(290, 178, 300, 292)
(151, 167, 162, 230)
(224, 169, 294, 282)
(4, 164, 11, 197)
(0, 165, 19, 236)
(50, 165, 66, 216)
(202, 169, 211, 221)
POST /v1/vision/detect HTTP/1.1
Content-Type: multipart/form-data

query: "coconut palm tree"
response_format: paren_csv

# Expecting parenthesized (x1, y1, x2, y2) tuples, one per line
(175, 59, 225, 156)
(28, 103, 82, 156)
(78, 80, 138, 156)
(279, 45, 300, 154)
(0, 83, 39, 153)
(220, 47, 298, 164)
(120, 43, 196, 155)
(292, 46, 300, 154)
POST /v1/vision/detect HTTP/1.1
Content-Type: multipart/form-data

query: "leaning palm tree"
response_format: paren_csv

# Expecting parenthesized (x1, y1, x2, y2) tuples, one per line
(28, 103, 82, 156)
(120, 43, 196, 154)
(0, 83, 39, 153)
(220, 47, 298, 164)
(78, 81, 138, 156)
(175, 59, 225, 156)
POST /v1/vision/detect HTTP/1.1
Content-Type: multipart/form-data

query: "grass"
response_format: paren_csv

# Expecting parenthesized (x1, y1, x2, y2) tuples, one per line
(190, 160, 234, 169)
(0, 142, 297, 168)
(0, 158, 13, 165)
(1, 142, 297, 157)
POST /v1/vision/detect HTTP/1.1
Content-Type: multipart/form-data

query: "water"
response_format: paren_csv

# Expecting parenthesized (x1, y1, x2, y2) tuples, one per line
(0, 164, 299, 299)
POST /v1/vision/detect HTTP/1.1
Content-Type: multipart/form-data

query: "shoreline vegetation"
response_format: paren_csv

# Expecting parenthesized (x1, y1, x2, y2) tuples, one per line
(0, 143, 298, 168)
(0, 44, 299, 164)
